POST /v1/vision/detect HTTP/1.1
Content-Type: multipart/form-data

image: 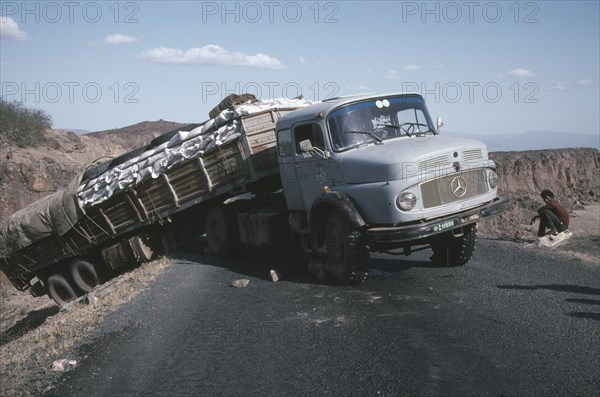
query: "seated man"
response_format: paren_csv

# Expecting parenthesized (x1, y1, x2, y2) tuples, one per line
(531, 189, 570, 237)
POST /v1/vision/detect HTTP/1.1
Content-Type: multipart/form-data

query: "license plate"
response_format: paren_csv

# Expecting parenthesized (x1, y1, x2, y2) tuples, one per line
(433, 220, 455, 232)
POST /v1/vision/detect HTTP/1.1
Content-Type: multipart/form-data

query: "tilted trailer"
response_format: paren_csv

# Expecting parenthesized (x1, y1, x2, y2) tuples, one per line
(0, 98, 312, 305)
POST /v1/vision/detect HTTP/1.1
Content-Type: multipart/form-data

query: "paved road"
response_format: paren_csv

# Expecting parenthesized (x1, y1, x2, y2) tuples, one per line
(47, 239, 599, 396)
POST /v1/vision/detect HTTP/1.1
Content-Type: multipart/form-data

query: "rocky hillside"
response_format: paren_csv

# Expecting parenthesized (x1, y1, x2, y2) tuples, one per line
(0, 125, 598, 240)
(0, 121, 186, 220)
(478, 148, 600, 238)
(0, 130, 118, 220)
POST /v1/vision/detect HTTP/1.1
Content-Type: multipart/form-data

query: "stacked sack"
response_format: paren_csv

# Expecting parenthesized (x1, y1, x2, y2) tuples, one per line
(77, 97, 314, 208)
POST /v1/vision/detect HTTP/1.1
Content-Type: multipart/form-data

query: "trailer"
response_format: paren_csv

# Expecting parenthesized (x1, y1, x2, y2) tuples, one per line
(0, 97, 312, 305)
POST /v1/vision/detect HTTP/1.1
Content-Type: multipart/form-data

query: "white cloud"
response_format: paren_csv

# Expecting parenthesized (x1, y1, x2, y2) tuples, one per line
(578, 79, 592, 86)
(403, 64, 421, 71)
(299, 57, 319, 65)
(0, 17, 30, 41)
(506, 68, 537, 78)
(433, 64, 445, 69)
(139, 45, 284, 69)
(383, 69, 399, 80)
(105, 34, 138, 45)
(549, 82, 567, 91)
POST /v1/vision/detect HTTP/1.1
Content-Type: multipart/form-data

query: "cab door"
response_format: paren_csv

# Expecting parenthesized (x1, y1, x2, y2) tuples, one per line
(291, 122, 330, 211)
(277, 122, 330, 211)
(277, 128, 304, 210)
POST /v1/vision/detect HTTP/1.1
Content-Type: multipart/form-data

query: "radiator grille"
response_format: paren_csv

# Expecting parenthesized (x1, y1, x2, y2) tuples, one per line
(420, 169, 489, 209)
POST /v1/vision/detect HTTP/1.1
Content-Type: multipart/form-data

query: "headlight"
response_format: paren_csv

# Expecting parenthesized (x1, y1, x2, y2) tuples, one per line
(397, 192, 417, 211)
(488, 170, 498, 189)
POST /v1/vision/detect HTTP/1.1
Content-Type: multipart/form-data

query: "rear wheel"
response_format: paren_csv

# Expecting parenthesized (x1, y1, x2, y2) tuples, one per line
(324, 210, 369, 284)
(205, 205, 239, 257)
(70, 260, 99, 293)
(430, 225, 477, 267)
(130, 236, 155, 262)
(46, 274, 78, 307)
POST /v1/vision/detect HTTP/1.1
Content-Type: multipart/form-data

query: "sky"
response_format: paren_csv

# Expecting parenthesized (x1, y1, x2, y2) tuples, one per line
(1, 0, 599, 142)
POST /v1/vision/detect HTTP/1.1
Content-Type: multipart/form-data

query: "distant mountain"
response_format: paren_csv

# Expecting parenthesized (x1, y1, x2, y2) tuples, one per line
(72, 123, 600, 153)
(444, 130, 599, 152)
(58, 128, 90, 135)
(89, 120, 190, 151)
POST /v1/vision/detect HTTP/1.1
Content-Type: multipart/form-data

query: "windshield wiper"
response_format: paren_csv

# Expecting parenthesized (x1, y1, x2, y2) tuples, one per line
(344, 130, 383, 144)
(381, 124, 411, 137)
(382, 123, 436, 137)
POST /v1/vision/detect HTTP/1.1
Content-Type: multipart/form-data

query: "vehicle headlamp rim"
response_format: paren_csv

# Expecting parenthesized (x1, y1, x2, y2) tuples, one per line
(397, 191, 417, 211)
(488, 170, 499, 189)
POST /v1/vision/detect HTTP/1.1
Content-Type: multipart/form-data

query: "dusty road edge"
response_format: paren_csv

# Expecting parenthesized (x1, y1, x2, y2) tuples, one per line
(0, 257, 172, 397)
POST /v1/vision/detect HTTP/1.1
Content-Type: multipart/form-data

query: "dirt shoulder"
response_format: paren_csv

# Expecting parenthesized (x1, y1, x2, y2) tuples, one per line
(492, 203, 599, 266)
(553, 203, 600, 265)
(0, 258, 172, 397)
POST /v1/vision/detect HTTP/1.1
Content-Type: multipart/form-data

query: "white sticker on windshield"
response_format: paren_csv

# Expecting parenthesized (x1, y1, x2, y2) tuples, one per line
(371, 115, 392, 133)
(376, 100, 384, 108)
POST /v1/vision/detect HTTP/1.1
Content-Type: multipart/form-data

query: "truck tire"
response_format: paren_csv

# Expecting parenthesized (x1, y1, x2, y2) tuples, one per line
(70, 260, 99, 293)
(130, 236, 155, 262)
(205, 205, 239, 257)
(324, 210, 369, 285)
(430, 225, 477, 267)
(46, 275, 78, 307)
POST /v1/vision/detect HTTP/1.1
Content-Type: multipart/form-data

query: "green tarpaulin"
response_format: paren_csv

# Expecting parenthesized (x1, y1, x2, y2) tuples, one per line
(0, 175, 83, 258)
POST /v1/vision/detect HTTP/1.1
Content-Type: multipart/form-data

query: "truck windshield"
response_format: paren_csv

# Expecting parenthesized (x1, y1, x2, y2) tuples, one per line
(327, 96, 435, 151)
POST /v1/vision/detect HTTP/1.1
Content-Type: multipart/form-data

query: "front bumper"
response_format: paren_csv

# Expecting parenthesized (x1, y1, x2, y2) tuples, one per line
(367, 195, 511, 245)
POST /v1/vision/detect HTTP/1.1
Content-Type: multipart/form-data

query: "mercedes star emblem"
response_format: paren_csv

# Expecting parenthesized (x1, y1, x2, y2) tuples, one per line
(450, 176, 468, 198)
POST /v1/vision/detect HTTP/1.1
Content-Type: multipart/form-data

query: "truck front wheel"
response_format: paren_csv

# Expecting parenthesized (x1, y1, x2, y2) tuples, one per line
(430, 225, 477, 267)
(324, 210, 369, 284)
(46, 274, 78, 307)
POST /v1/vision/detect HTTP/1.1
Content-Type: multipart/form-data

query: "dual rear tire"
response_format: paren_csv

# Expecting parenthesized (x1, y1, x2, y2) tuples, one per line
(46, 274, 78, 307)
(205, 205, 239, 258)
(45, 259, 100, 307)
(70, 260, 100, 292)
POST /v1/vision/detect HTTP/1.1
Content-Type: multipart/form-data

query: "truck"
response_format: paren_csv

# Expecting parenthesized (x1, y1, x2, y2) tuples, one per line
(0, 93, 510, 306)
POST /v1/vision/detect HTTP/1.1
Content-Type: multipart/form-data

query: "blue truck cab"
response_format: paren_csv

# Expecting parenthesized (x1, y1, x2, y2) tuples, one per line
(275, 93, 510, 283)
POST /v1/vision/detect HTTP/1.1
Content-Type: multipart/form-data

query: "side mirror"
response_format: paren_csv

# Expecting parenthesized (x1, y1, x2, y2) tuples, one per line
(436, 116, 444, 133)
(299, 139, 330, 159)
(299, 139, 313, 153)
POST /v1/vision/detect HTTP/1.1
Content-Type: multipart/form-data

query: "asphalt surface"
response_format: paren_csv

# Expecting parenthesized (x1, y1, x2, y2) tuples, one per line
(47, 239, 599, 397)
